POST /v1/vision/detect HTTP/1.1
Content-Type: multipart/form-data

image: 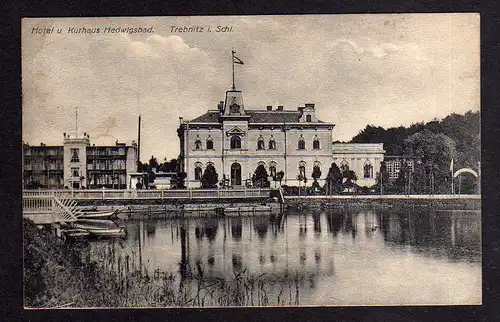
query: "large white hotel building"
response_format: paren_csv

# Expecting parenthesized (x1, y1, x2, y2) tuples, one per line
(177, 89, 386, 189)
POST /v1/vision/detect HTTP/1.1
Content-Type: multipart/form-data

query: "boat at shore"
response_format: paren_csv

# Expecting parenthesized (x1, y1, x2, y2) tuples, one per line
(215, 205, 272, 216)
(76, 208, 123, 220)
(73, 219, 127, 239)
(62, 228, 91, 240)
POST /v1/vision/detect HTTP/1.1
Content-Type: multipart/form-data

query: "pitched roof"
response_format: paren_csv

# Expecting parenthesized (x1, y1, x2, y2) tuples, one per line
(189, 110, 327, 124)
(190, 112, 219, 123)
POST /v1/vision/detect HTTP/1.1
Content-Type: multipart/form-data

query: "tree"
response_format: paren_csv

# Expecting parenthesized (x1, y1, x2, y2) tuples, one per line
(201, 164, 219, 188)
(394, 161, 411, 194)
(176, 172, 187, 189)
(375, 161, 390, 194)
(312, 166, 322, 182)
(253, 165, 270, 188)
(160, 158, 180, 172)
(404, 130, 456, 194)
(343, 169, 357, 192)
(149, 156, 159, 169)
(311, 165, 322, 194)
(276, 171, 284, 186)
(324, 163, 343, 194)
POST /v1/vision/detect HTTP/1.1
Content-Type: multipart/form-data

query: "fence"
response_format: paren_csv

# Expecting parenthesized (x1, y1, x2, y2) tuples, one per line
(23, 188, 271, 201)
(23, 192, 79, 223)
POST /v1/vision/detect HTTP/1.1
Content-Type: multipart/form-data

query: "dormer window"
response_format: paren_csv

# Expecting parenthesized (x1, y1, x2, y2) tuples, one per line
(206, 137, 214, 150)
(269, 137, 276, 150)
(257, 136, 265, 150)
(313, 136, 320, 150)
(306, 115, 312, 122)
(298, 136, 305, 150)
(230, 136, 241, 149)
(230, 104, 241, 114)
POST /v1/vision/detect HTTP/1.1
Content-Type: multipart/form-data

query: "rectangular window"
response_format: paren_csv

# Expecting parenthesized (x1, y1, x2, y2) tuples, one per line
(70, 148, 80, 162)
(387, 161, 400, 179)
(71, 167, 79, 177)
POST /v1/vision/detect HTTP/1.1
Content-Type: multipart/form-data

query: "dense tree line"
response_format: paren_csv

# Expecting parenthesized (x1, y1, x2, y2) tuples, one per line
(349, 111, 479, 194)
(351, 111, 480, 170)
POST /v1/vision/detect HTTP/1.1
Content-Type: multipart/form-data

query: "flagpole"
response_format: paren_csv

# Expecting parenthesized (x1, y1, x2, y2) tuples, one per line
(232, 50, 235, 90)
(451, 158, 454, 195)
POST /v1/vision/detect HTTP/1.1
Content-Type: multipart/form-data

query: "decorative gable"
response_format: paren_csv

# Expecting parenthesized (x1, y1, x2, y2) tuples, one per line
(226, 126, 246, 137)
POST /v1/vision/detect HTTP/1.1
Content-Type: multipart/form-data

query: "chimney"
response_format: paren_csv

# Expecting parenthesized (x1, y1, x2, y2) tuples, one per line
(266, 105, 272, 111)
(218, 101, 224, 112)
(277, 105, 283, 111)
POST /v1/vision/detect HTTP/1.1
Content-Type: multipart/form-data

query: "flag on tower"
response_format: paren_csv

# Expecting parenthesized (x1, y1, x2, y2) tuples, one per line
(233, 55, 244, 65)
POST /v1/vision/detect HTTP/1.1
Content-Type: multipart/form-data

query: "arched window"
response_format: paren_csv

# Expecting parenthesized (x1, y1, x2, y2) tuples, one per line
(313, 136, 320, 150)
(340, 160, 349, 173)
(194, 136, 202, 150)
(206, 137, 213, 150)
(298, 161, 306, 177)
(257, 136, 265, 150)
(70, 148, 80, 162)
(364, 162, 373, 179)
(312, 161, 321, 180)
(269, 161, 277, 177)
(306, 115, 312, 122)
(269, 137, 276, 149)
(194, 162, 203, 181)
(298, 136, 305, 150)
(230, 136, 241, 149)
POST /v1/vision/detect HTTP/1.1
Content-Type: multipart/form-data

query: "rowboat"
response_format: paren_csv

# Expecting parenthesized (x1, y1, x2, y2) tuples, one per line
(225, 205, 272, 213)
(77, 208, 122, 219)
(73, 219, 127, 239)
(62, 228, 91, 240)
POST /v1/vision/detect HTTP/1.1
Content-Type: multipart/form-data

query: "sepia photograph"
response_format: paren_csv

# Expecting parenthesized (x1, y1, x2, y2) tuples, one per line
(22, 14, 480, 308)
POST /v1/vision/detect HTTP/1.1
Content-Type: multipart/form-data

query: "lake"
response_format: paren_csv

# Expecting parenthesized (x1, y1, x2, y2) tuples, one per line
(92, 208, 481, 306)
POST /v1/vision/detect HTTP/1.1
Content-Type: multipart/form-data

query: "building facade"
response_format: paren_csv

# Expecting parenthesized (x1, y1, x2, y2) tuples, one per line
(331, 143, 386, 187)
(23, 133, 138, 189)
(384, 156, 417, 179)
(178, 90, 385, 188)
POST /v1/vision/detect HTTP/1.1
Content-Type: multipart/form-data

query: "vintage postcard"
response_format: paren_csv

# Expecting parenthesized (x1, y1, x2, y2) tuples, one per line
(22, 14, 480, 308)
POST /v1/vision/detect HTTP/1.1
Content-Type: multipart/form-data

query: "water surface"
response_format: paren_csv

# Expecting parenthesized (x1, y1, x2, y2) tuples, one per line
(96, 208, 481, 306)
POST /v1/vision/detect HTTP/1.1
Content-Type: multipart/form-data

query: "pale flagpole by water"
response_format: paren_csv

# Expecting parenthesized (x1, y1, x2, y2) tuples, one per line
(450, 158, 454, 194)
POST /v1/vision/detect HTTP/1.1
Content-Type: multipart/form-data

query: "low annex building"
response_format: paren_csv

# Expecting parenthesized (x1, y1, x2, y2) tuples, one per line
(177, 89, 385, 188)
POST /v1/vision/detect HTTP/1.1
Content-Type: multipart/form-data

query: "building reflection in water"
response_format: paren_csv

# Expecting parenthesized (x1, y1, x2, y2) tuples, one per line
(253, 216, 269, 240)
(231, 217, 242, 241)
(312, 212, 321, 236)
(115, 207, 479, 304)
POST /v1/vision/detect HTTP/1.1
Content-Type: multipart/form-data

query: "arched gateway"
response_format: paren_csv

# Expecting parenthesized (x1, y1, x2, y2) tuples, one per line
(231, 163, 242, 186)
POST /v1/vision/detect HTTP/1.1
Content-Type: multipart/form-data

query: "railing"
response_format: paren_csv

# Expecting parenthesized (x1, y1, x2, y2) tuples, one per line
(23, 188, 271, 200)
(23, 192, 79, 223)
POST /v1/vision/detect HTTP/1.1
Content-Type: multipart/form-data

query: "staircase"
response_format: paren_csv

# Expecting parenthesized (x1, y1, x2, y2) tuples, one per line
(23, 191, 79, 224)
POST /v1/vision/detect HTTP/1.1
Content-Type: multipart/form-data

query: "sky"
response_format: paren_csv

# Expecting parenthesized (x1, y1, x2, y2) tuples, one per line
(22, 14, 480, 161)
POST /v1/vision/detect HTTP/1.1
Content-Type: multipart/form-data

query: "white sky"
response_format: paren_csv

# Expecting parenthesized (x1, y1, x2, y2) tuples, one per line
(22, 14, 480, 161)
